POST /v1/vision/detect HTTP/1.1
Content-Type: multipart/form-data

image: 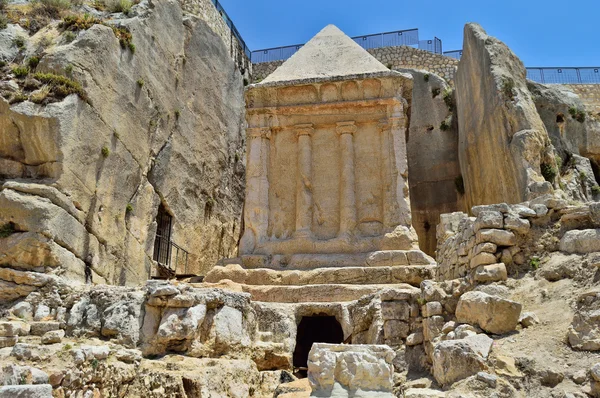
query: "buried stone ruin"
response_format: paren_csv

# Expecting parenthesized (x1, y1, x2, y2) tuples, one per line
(1, 6, 600, 398)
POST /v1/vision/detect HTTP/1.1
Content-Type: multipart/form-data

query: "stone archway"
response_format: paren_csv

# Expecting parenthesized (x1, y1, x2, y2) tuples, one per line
(292, 315, 344, 375)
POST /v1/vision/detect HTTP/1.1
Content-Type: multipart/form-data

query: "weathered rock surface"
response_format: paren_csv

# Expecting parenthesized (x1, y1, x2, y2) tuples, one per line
(455, 291, 522, 334)
(568, 289, 600, 351)
(455, 23, 553, 209)
(0, 0, 246, 288)
(307, 344, 395, 397)
(432, 334, 493, 387)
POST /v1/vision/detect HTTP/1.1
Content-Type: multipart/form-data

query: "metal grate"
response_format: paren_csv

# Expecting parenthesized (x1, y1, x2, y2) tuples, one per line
(153, 206, 190, 274)
(526, 67, 600, 84)
(443, 50, 463, 59)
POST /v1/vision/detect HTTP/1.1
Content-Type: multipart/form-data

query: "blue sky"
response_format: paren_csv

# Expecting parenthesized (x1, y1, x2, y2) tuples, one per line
(219, 0, 599, 67)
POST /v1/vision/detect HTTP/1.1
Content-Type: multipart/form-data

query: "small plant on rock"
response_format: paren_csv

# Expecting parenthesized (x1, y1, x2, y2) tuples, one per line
(9, 91, 28, 104)
(569, 107, 586, 123)
(30, 86, 51, 104)
(91, 358, 99, 370)
(126, 203, 133, 214)
(12, 66, 30, 78)
(423, 73, 430, 82)
(416, 297, 426, 306)
(65, 64, 73, 75)
(530, 257, 541, 270)
(592, 185, 600, 195)
(442, 88, 454, 111)
(63, 31, 76, 43)
(501, 77, 515, 100)
(0, 222, 16, 238)
(0, 14, 8, 30)
(59, 14, 102, 31)
(27, 56, 40, 69)
(13, 36, 26, 49)
(579, 171, 587, 180)
(101, 146, 110, 157)
(540, 163, 557, 183)
(136, 78, 144, 87)
(62, 343, 73, 351)
(33, 72, 87, 101)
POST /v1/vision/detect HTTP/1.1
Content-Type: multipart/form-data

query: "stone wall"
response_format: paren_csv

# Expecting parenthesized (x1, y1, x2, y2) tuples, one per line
(178, 0, 251, 78)
(435, 195, 600, 281)
(561, 84, 600, 113)
(252, 46, 458, 83)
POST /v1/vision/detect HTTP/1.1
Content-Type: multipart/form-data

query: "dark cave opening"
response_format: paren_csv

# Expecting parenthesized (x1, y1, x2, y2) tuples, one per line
(292, 315, 344, 376)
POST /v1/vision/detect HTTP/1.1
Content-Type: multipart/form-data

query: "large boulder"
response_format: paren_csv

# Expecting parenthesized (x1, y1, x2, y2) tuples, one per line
(568, 289, 600, 351)
(455, 291, 522, 334)
(560, 229, 600, 254)
(432, 334, 493, 387)
(455, 23, 553, 209)
(308, 343, 395, 397)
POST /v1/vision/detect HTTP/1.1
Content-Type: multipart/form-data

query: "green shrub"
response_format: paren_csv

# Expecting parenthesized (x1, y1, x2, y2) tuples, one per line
(35, 0, 72, 18)
(101, 146, 109, 157)
(63, 31, 76, 42)
(530, 257, 541, 270)
(502, 77, 515, 100)
(442, 88, 454, 111)
(65, 64, 73, 75)
(12, 66, 30, 78)
(454, 175, 465, 195)
(592, 185, 600, 194)
(126, 203, 133, 213)
(416, 297, 426, 306)
(568, 107, 586, 123)
(27, 56, 40, 69)
(0, 14, 8, 30)
(30, 86, 50, 104)
(440, 119, 451, 131)
(9, 92, 28, 104)
(91, 358, 99, 370)
(579, 171, 587, 180)
(423, 74, 430, 82)
(59, 14, 102, 31)
(540, 163, 557, 182)
(13, 36, 26, 49)
(33, 72, 87, 101)
(0, 222, 16, 238)
(136, 78, 144, 87)
(105, 0, 132, 14)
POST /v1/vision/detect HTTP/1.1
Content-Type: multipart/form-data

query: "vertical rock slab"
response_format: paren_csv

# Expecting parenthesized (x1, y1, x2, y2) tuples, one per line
(455, 23, 554, 209)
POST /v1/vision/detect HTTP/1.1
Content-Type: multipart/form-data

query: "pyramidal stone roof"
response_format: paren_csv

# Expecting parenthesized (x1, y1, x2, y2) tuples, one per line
(259, 25, 393, 85)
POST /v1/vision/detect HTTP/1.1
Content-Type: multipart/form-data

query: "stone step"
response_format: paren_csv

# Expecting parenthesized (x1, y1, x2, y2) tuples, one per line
(237, 250, 436, 270)
(205, 264, 435, 287)
(239, 283, 418, 303)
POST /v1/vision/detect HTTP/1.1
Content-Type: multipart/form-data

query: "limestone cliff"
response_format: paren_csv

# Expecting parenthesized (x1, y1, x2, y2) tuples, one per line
(455, 23, 555, 209)
(0, 0, 245, 291)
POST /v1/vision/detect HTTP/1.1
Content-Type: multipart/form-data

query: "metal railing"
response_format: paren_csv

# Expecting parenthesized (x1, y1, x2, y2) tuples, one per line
(418, 37, 442, 54)
(251, 28, 439, 64)
(212, 0, 251, 60)
(154, 235, 190, 275)
(443, 50, 463, 59)
(352, 28, 419, 51)
(526, 67, 600, 84)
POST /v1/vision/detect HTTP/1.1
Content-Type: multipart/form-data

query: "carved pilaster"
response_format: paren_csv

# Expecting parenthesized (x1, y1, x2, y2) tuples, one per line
(294, 124, 314, 238)
(336, 121, 357, 236)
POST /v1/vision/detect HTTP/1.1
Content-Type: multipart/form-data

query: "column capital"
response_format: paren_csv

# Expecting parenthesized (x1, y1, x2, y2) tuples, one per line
(295, 123, 314, 137)
(247, 127, 272, 140)
(336, 121, 357, 136)
(389, 117, 406, 130)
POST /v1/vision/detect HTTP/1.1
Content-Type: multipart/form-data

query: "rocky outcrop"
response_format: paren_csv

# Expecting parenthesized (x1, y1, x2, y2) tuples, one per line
(455, 291, 521, 335)
(0, 0, 246, 290)
(455, 23, 554, 209)
(402, 68, 465, 256)
(568, 289, 600, 351)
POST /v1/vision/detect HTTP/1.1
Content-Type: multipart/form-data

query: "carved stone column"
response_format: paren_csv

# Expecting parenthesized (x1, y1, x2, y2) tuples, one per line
(240, 127, 271, 254)
(337, 121, 357, 236)
(294, 124, 314, 238)
(382, 113, 411, 228)
(379, 120, 394, 230)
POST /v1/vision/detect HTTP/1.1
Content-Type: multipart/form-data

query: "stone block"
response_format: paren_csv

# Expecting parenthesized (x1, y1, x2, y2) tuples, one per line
(456, 291, 522, 334)
(469, 252, 497, 269)
(0, 322, 30, 337)
(0, 336, 18, 348)
(474, 263, 508, 283)
(560, 229, 600, 254)
(471, 203, 510, 216)
(423, 316, 445, 342)
(30, 322, 60, 336)
(473, 242, 497, 255)
(0, 385, 53, 398)
(406, 332, 424, 346)
(476, 229, 517, 246)
(381, 301, 410, 321)
(432, 334, 493, 387)
(41, 330, 64, 345)
(308, 344, 395, 397)
(473, 211, 503, 232)
(504, 214, 531, 234)
(422, 302, 443, 318)
(383, 320, 410, 339)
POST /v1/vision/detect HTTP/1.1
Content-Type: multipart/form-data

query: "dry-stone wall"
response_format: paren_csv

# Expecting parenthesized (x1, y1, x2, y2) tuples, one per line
(561, 84, 600, 113)
(436, 194, 600, 281)
(252, 46, 458, 83)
